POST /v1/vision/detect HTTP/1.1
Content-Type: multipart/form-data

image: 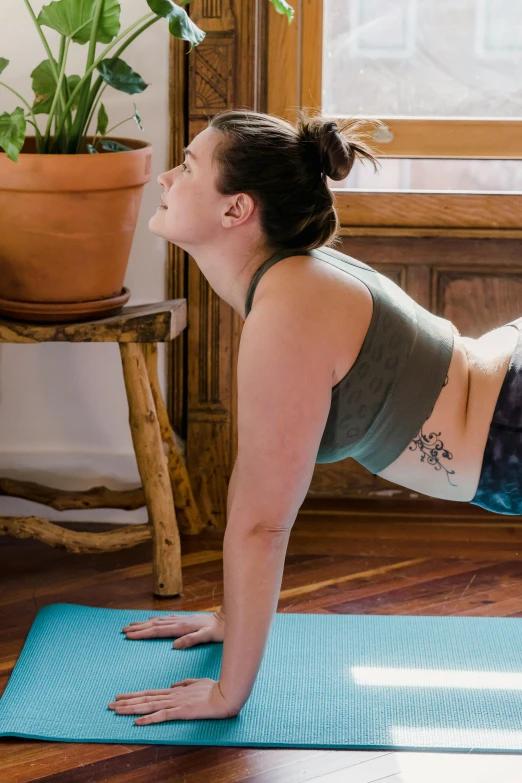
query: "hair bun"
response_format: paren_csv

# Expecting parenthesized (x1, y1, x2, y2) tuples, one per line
(296, 110, 381, 182)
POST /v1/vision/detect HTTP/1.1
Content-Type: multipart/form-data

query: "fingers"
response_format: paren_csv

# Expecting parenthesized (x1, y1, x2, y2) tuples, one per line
(111, 699, 178, 715)
(113, 680, 196, 701)
(125, 628, 178, 639)
(173, 630, 200, 648)
(122, 616, 179, 631)
(113, 692, 175, 703)
(135, 707, 181, 724)
(125, 614, 180, 628)
(122, 618, 183, 638)
(122, 616, 206, 641)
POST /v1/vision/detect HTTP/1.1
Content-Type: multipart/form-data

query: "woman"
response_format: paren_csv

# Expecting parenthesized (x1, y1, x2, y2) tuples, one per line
(107, 109, 522, 726)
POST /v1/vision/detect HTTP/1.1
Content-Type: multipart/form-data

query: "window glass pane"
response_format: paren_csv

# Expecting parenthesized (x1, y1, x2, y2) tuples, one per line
(323, 0, 522, 117)
(328, 158, 522, 192)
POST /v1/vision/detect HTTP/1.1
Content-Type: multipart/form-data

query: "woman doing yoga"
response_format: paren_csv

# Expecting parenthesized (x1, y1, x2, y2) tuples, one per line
(107, 109, 522, 725)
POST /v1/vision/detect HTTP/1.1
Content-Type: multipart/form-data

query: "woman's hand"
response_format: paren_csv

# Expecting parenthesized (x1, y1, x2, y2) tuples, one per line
(122, 608, 225, 648)
(107, 678, 239, 724)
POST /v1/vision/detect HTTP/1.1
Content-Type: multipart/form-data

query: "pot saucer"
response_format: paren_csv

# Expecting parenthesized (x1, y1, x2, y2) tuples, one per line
(0, 287, 131, 324)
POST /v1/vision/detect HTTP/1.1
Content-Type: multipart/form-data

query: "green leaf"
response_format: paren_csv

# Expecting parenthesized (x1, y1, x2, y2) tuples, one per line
(96, 58, 148, 95)
(96, 103, 108, 136)
(268, 0, 294, 23)
(87, 143, 99, 153)
(0, 107, 26, 162)
(146, 0, 206, 50)
(31, 60, 81, 114)
(37, 0, 121, 45)
(0, 58, 8, 75)
(133, 103, 143, 131)
(99, 139, 133, 152)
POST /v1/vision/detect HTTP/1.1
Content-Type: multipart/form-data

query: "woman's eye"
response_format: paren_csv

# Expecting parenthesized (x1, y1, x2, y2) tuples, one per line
(181, 162, 188, 171)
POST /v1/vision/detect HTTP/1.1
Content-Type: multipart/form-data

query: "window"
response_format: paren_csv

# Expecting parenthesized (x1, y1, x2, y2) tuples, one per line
(268, 0, 522, 232)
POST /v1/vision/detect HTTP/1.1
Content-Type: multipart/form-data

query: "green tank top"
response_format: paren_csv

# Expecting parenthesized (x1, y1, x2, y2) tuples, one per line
(244, 245, 454, 474)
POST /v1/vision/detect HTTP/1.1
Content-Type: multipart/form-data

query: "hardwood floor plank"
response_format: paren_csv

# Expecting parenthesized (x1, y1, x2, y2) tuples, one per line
(201, 558, 430, 612)
(0, 550, 223, 608)
(326, 562, 522, 614)
(0, 742, 137, 783)
(277, 560, 500, 613)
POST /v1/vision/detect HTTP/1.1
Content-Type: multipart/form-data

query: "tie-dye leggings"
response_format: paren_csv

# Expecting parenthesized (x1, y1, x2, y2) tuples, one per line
(469, 316, 522, 515)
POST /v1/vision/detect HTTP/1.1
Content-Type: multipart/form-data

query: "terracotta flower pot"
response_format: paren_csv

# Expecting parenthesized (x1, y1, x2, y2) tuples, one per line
(0, 136, 152, 322)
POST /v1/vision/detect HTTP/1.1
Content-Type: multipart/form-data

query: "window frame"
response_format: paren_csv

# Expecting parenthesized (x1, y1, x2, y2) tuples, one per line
(267, 0, 522, 234)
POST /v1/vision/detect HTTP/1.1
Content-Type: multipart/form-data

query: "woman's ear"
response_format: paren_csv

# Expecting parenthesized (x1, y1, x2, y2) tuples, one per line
(222, 193, 255, 228)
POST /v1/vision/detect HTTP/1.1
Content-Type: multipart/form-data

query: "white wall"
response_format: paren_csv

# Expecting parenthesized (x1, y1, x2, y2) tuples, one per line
(0, 0, 172, 523)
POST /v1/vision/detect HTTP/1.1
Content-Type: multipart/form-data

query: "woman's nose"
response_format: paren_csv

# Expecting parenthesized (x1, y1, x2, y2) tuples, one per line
(158, 166, 181, 188)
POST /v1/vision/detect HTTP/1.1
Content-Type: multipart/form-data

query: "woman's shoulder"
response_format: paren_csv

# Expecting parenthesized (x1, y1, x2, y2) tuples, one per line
(243, 253, 374, 388)
(248, 252, 370, 325)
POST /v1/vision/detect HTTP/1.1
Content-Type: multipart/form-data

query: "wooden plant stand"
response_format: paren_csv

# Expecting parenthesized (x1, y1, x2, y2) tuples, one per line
(0, 300, 206, 597)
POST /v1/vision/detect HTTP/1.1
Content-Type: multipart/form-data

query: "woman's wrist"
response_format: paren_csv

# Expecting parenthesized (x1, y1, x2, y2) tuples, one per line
(217, 679, 243, 715)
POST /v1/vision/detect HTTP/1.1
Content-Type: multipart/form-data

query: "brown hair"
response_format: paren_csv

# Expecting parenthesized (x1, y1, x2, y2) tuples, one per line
(208, 108, 383, 252)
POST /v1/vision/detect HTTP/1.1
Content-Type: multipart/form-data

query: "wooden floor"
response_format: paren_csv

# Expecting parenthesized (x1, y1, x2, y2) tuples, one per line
(3, 498, 522, 782)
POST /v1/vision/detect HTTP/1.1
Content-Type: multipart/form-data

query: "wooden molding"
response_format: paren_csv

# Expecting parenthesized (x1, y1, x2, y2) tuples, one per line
(300, 0, 322, 110)
(335, 192, 522, 230)
(182, 0, 267, 530)
(346, 118, 522, 161)
(166, 32, 188, 437)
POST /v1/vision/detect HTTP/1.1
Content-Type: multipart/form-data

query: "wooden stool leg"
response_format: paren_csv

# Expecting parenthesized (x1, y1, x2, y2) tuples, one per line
(142, 343, 206, 535)
(120, 342, 182, 597)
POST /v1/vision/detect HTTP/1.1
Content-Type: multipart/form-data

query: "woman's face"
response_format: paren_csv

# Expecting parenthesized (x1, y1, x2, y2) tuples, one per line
(149, 126, 230, 249)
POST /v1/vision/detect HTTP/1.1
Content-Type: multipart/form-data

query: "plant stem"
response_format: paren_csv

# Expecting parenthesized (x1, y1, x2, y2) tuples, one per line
(43, 37, 70, 148)
(22, 0, 65, 114)
(0, 82, 37, 115)
(83, 82, 108, 144)
(52, 12, 156, 150)
(91, 112, 134, 150)
(80, 14, 158, 144)
(57, 36, 73, 139)
(72, 0, 105, 153)
(23, 117, 44, 151)
(104, 115, 134, 135)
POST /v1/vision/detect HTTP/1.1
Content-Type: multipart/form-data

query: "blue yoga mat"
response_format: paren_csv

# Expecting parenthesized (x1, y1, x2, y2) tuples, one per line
(1, 603, 522, 752)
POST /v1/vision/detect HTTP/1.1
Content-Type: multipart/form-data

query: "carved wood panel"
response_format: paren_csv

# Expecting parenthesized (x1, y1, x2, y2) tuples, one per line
(184, 0, 266, 530)
(434, 270, 522, 337)
(189, 40, 234, 115)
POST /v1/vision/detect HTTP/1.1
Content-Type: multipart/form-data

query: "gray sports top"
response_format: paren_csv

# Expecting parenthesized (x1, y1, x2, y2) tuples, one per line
(244, 245, 454, 474)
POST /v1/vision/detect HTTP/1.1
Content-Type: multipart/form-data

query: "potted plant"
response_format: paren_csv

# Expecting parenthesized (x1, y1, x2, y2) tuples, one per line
(0, 0, 294, 323)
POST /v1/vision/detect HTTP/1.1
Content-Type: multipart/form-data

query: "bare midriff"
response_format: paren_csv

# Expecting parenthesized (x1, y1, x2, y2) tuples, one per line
(377, 323, 519, 502)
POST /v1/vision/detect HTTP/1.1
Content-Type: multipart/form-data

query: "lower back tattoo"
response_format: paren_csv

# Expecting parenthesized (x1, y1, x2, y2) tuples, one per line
(408, 429, 457, 485)
(408, 374, 457, 486)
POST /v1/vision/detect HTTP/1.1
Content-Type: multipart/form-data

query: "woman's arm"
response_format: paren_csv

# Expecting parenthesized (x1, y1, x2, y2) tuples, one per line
(216, 457, 239, 619)
(227, 457, 239, 518)
(218, 520, 290, 711)
(214, 292, 335, 712)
